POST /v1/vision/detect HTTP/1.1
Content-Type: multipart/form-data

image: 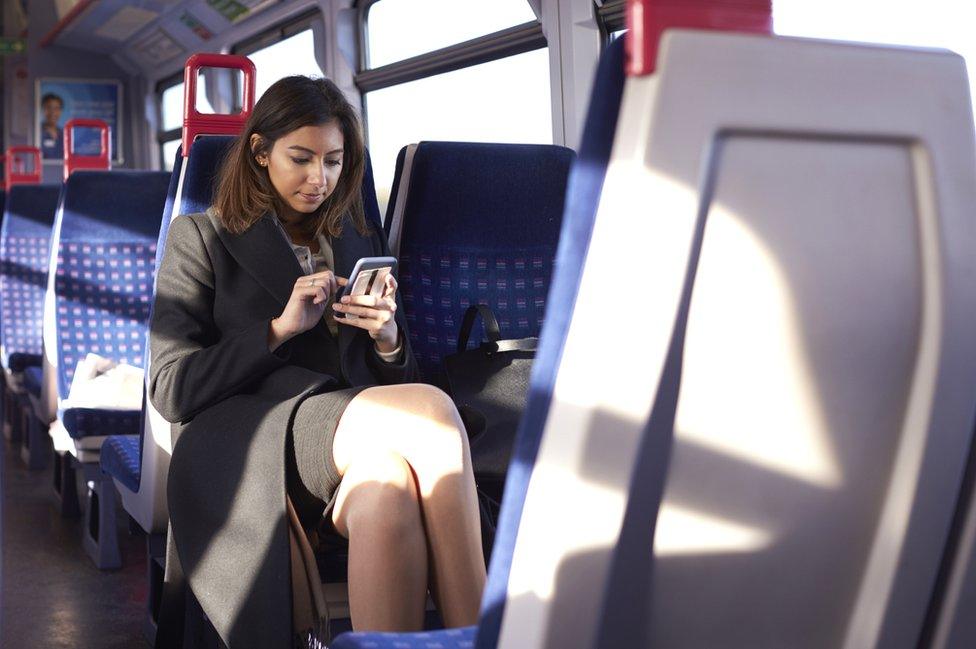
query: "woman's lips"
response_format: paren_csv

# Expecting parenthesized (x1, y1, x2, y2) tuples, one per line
(298, 192, 322, 203)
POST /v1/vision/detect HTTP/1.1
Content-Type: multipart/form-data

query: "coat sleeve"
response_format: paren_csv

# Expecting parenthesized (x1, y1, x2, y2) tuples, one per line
(364, 222, 418, 385)
(148, 216, 289, 423)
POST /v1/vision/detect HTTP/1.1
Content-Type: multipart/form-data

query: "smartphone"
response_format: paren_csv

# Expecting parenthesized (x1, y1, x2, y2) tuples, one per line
(335, 256, 397, 319)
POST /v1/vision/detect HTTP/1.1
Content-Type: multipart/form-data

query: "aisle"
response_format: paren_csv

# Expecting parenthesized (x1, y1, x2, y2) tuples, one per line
(0, 431, 148, 648)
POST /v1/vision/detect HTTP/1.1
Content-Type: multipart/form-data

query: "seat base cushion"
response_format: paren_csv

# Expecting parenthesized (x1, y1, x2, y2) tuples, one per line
(61, 407, 141, 439)
(100, 434, 140, 493)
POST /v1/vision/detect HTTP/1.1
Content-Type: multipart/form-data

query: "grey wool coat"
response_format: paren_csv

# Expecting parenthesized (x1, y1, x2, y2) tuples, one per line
(149, 208, 417, 649)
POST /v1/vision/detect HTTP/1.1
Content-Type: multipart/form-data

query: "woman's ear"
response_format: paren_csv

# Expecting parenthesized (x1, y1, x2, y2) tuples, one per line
(250, 133, 268, 167)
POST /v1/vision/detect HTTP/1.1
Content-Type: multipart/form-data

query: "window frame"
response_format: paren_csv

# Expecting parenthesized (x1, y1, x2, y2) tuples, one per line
(155, 71, 184, 169)
(355, 0, 547, 94)
(231, 7, 322, 58)
(596, 0, 627, 40)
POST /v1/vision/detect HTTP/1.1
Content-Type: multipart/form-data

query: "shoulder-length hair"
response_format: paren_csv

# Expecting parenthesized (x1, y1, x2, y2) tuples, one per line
(213, 75, 368, 238)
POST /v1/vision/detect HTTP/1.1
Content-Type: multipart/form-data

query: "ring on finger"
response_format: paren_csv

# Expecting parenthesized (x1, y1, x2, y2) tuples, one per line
(308, 278, 316, 287)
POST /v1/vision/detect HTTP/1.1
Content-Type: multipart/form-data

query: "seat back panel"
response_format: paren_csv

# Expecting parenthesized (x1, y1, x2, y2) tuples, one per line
(498, 31, 976, 649)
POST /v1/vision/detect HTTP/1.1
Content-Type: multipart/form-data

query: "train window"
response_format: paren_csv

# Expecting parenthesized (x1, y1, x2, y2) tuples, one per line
(365, 47, 552, 213)
(364, 0, 537, 69)
(161, 138, 181, 172)
(246, 29, 321, 100)
(596, 0, 626, 43)
(157, 74, 218, 171)
(233, 9, 323, 104)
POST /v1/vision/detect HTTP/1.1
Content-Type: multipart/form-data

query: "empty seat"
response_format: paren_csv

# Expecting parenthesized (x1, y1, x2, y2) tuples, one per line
(384, 142, 574, 387)
(101, 136, 232, 537)
(0, 184, 62, 381)
(0, 183, 62, 459)
(46, 170, 169, 457)
(42, 169, 169, 568)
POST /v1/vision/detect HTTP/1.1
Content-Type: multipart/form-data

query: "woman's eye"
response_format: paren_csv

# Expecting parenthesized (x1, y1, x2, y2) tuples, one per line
(326, 160, 342, 168)
(291, 157, 310, 165)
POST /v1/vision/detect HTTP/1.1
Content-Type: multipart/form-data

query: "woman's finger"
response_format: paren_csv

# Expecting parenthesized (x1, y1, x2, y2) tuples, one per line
(342, 294, 394, 309)
(296, 286, 329, 305)
(333, 302, 389, 319)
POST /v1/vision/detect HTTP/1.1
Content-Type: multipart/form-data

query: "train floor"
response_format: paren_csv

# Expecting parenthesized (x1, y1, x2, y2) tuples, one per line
(0, 433, 147, 648)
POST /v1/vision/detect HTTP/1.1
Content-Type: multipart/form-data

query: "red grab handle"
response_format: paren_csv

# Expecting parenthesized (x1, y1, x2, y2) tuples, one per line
(182, 53, 256, 156)
(627, 0, 772, 76)
(63, 118, 111, 181)
(5, 147, 42, 192)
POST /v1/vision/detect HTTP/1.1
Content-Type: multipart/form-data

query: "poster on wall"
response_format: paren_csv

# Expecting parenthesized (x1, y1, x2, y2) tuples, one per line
(35, 78, 123, 163)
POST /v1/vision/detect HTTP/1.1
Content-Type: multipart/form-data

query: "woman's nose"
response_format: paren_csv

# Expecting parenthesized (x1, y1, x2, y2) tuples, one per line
(307, 163, 325, 186)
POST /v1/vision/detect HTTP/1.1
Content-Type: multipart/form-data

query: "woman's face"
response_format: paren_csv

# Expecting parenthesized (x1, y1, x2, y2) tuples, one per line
(255, 121, 345, 221)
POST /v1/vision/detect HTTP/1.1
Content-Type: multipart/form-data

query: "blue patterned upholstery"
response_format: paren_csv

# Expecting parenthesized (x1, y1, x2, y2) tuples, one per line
(63, 407, 142, 440)
(0, 184, 62, 372)
(331, 626, 477, 649)
(399, 247, 552, 372)
(52, 171, 169, 440)
(100, 435, 140, 493)
(102, 146, 186, 492)
(392, 142, 574, 385)
(55, 240, 156, 392)
(23, 364, 43, 397)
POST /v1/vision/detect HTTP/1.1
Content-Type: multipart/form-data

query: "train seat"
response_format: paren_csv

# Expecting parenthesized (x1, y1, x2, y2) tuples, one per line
(0, 184, 63, 380)
(384, 142, 574, 389)
(102, 137, 233, 542)
(329, 36, 624, 649)
(42, 169, 169, 568)
(517, 29, 975, 649)
(0, 183, 62, 458)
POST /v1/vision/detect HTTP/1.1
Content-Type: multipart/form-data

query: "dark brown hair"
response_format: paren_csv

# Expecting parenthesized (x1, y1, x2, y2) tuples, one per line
(213, 75, 367, 237)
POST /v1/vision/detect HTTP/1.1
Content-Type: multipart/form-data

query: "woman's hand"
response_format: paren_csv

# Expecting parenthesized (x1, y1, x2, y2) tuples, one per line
(268, 271, 347, 350)
(332, 273, 400, 353)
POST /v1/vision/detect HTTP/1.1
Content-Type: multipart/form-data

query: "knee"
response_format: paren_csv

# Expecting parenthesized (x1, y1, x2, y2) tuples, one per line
(404, 384, 469, 467)
(341, 452, 421, 536)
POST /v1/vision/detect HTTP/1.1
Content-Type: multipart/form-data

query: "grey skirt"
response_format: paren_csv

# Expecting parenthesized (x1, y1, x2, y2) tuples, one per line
(287, 385, 369, 529)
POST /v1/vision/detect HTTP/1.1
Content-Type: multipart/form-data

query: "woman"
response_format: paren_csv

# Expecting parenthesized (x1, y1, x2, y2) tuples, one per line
(149, 76, 486, 649)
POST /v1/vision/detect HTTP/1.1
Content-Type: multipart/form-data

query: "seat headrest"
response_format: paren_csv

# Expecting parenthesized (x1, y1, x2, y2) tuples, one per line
(60, 171, 171, 242)
(400, 142, 575, 249)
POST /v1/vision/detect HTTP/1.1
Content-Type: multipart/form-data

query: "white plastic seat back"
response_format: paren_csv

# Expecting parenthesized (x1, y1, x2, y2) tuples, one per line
(928, 466, 976, 649)
(498, 31, 976, 649)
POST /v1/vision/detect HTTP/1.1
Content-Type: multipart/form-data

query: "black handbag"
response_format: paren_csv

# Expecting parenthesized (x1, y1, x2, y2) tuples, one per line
(444, 305, 537, 485)
(444, 305, 537, 561)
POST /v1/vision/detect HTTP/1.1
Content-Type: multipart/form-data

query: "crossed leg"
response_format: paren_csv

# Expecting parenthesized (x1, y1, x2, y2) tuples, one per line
(329, 383, 486, 631)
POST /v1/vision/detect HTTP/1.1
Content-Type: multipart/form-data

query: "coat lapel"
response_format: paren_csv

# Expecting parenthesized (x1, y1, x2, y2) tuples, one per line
(208, 209, 303, 308)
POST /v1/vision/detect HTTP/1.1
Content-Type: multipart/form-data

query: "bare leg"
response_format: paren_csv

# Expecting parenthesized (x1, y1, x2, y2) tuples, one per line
(332, 384, 486, 628)
(331, 451, 427, 631)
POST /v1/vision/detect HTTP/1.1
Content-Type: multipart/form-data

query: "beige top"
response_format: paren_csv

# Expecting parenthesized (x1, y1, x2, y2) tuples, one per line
(275, 218, 402, 361)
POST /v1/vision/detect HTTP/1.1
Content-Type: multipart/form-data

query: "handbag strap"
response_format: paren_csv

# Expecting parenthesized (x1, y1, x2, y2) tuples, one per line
(457, 305, 539, 354)
(458, 304, 502, 352)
